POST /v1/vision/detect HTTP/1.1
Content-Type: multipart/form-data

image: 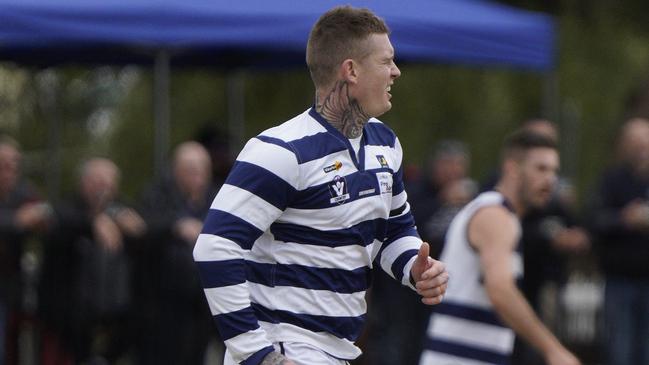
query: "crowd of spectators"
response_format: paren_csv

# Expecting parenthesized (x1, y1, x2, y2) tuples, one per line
(0, 132, 229, 365)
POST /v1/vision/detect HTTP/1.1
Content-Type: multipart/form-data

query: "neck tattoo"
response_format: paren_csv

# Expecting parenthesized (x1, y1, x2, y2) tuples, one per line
(316, 81, 370, 139)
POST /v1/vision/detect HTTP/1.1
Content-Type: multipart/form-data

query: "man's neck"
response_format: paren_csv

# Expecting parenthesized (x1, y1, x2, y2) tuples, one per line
(494, 182, 525, 217)
(315, 81, 369, 139)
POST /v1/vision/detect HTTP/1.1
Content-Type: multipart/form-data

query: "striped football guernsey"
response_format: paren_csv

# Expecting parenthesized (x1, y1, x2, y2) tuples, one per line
(420, 191, 523, 365)
(194, 108, 423, 364)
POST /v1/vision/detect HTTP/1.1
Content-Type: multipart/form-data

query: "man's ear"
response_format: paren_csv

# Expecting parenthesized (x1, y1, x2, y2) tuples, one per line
(340, 59, 358, 84)
(502, 158, 520, 180)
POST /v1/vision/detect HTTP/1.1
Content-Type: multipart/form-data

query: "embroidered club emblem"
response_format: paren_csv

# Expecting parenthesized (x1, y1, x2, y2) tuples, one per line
(329, 175, 350, 204)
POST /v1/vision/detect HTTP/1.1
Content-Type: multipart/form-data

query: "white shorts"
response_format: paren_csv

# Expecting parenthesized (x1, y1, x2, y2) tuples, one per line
(223, 342, 351, 365)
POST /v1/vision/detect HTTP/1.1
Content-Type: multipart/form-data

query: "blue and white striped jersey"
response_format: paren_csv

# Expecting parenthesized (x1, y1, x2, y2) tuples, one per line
(193, 108, 422, 364)
(420, 191, 523, 365)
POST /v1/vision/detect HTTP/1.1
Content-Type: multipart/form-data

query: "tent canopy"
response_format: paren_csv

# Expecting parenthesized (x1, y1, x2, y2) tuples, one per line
(0, 0, 555, 70)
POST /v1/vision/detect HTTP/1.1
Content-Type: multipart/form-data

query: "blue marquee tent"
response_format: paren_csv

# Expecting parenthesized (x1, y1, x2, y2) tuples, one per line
(0, 0, 555, 70)
(0, 0, 556, 187)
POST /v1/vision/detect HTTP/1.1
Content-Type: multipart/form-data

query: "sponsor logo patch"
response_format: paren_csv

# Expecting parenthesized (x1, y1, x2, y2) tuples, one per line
(323, 161, 343, 173)
(376, 155, 389, 169)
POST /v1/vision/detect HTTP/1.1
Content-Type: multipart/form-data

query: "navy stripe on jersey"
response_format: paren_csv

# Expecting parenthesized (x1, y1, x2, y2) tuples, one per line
(364, 122, 396, 148)
(391, 249, 418, 282)
(290, 132, 348, 164)
(202, 209, 262, 250)
(213, 306, 262, 341)
(290, 169, 387, 209)
(392, 166, 406, 196)
(385, 213, 417, 243)
(433, 301, 506, 328)
(225, 160, 296, 210)
(270, 219, 385, 247)
(247, 262, 371, 294)
(423, 337, 510, 365)
(252, 303, 366, 341)
(241, 347, 275, 365)
(196, 259, 246, 288)
(389, 203, 407, 217)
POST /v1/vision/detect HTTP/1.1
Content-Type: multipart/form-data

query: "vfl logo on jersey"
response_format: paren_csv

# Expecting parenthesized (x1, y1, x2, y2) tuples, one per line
(329, 175, 350, 204)
(323, 161, 343, 173)
(376, 155, 389, 169)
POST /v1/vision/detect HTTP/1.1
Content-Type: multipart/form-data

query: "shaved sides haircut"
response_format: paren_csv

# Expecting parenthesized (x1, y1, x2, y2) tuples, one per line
(502, 129, 557, 162)
(306, 6, 389, 88)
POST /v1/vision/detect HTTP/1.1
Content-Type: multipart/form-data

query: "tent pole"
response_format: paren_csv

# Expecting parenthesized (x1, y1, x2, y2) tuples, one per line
(153, 50, 171, 178)
(43, 71, 61, 201)
(543, 70, 577, 181)
(227, 71, 246, 154)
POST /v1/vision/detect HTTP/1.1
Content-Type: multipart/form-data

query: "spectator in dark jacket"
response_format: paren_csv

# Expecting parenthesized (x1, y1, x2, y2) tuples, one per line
(134, 141, 218, 365)
(38, 157, 145, 365)
(0, 136, 50, 365)
(588, 117, 649, 365)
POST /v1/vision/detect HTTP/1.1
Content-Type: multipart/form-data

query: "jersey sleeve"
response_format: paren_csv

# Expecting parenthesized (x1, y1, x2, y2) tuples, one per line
(193, 136, 299, 364)
(375, 136, 422, 290)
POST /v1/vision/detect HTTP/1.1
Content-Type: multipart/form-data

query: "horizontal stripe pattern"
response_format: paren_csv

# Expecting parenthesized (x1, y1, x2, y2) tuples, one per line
(236, 137, 299, 188)
(422, 337, 510, 365)
(211, 183, 283, 230)
(249, 282, 367, 317)
(246, 261, 371, 294)
(204, 283, 251, 315)
(277, 197, 391, 231)
(196, 259, 246, 288)
(194, 108, 421, 363)
(270, 218, 385, 248)
(252, 303, 365, 341)
(224, 329, 275, 364)
(419, 349, 498, 365)
(378, 235, 421, 282)
(193, 234, 243, 262)
(285, 131, 348, 164)
(429, 312, 513, 354)
(422, 192, 519, 365)
(214, 306, 263, 341)
(224, 160, 296, 210)
(258, 321, 361, 360)
(240, 346, 275, 365)
(201, 210, 262, 250)
(433, 301, 506, 328)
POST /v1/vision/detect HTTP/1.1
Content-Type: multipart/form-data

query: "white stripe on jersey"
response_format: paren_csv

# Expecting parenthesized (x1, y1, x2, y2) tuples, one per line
(299, 150, 358, 188)
(224, 328, 273, 363)
(249, 283, 367, 318)
(379, 235, 421, 278)
(428, 313, 515, 354)
(420, 350, 495, 365)
(210, 183, 283, 230)
(277, 195, 389, 230)
(204, 283, 250, 315)
(259, 321, 361, 360)
(391, 191, 408, 212)
(237, 137, 300, 188)
(270, 241, 374, 271)
(193, 234, 243, 262)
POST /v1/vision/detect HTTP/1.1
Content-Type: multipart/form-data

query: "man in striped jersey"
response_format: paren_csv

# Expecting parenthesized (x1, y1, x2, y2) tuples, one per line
(193, 6, 449, 365)
(419, 130, 580, 365)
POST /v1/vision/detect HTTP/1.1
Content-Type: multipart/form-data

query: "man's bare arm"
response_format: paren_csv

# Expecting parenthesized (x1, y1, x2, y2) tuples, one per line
(469, 206, 580, 365)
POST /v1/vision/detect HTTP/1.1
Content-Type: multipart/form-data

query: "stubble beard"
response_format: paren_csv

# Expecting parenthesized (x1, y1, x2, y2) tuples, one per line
(316, 81, 370, 139)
